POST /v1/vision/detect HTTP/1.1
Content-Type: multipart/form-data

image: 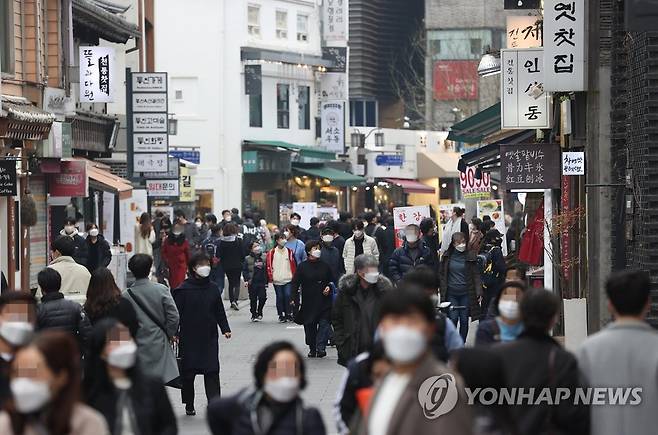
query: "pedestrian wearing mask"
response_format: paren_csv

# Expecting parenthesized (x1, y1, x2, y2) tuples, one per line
(306, 217, 321, 242)
(162, 223, 191, 290)
(84, 268, 139, 338)
(0, 292, 37, 409)
(468, 218, 485, 255)
(333, 254, 392, 366)
(419, 218, 440, 267)
(291, 241, 334, 358)
(85, 223, 113, 273)
(289, 212, 308, 242)
(84, 319, 177, 435)
(207, 341, 326, 435)
(44, 236, 91, 302)
(267, 233, 297, 323)
(284, 225, 307, 265)
(440, 207, 469, 256)
(478, 229, 507, 320)
(343, 221, 379, 275)
(134, 212, 156, 257)
(202, 224, 225, 294)
(173, 210, 198, 248)
(319, 226, 343, 284)
(439, 232, 482, 342)
(173, 253, 231, 416)
(0, 331, 109, 435)
(218, 223, 245, 310)
(243, 241, 267, 322)
(327, 220, 346, 257)
(388, 224, 433, 284)
(475, 281, 526, 346)
(364, 288, 472, 435)
(60, 217, 88, 266)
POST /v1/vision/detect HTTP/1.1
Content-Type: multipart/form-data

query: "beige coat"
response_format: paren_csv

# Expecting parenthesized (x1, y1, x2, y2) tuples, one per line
(134, 224, 156, 256)
(343, 234, 379, 275)
(0, 404, 109, 435)
(47, 256, 91, 304)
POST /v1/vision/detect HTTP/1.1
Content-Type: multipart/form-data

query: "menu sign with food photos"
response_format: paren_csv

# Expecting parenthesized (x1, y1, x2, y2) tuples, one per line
(500, 144, 561, 190)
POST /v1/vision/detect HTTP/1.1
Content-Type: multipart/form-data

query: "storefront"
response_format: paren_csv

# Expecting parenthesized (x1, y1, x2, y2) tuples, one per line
(291, 164, 365, 211)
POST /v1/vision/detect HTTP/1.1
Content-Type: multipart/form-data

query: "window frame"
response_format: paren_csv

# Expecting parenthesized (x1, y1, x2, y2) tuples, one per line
(296, 14, 309, 42)
(298, 85, 310, 130)
(276, 9, 288, 40)
(349, 100, 378, 127)
(1, 0, 15, 75)
(249, 93, 263, 128)
(247, 4, 261, 37)
(277, 84, 290, 129)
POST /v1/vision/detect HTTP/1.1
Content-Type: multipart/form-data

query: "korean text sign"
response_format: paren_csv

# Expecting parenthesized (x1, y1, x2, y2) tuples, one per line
(562, 151, 585, 175)
(460, 167, 491, 199)
(506, 16, 543, 48)
(544, 0, 587, 91)
(49, 161, 88, 197)
(321, 101, 345, 153)
(501, 48, 551, 129)
(393, 205, 430, 248)
(501, 144, 561, 190)
(323, 0, 347, 42)
(0, 161, 17, 196)
(79, 47, 116, 103)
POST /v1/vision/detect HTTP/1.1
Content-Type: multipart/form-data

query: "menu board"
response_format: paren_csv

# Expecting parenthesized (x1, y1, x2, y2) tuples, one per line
(500, 144, 560, 190)
(0, 161, 17, 196)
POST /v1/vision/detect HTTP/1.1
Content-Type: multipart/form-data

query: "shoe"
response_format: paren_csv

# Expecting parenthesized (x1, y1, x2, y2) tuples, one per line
(278, 316, 286, 323)
(257, 315, 263, 321)
(231, 302, 239, 311)
(251, 316, 257, 322)
(286, 315, 294, 322)
(317, 351, 327, 358)
(307, 351, 317, 358)
(185, 405, 196, 416)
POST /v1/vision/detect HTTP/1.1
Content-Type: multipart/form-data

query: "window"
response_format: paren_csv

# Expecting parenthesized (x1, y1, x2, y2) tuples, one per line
(175, 90, 183, 100)
(0, 0, 15, 74)
(349, 100, 377, 127)
(427, 29, 494, 61)
(276, 10, 288, 39)
(297, 14, 309, 42)
(277, 84, 289, 128)
(248, 5, 260, 37)
(470, 38, 482, 56)
(249, 94, 262, 127)
(298, 86, 310, 129)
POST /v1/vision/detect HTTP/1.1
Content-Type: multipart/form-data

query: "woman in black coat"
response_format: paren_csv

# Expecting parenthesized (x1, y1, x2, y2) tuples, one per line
(291, 241, 334, 358)
(83, 318, 177, 435)
(218, 223, 245, 310)
(173, 252, 231, 416)
(85, 223, 113, 273)
(207, 341, 326, 435)
(84, 268, 139, 338)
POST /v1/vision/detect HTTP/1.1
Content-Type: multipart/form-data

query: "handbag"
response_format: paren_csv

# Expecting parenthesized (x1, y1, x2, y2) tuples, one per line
(127, 289, 182, 389)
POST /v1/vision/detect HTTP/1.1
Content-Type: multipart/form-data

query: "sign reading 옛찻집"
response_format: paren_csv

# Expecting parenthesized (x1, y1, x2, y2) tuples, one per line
(500, 144, 561, 190)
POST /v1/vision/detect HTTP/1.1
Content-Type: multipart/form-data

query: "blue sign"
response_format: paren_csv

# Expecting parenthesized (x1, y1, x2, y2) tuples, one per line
(375, 154, 404, 166)
(169, 150, 200, 164)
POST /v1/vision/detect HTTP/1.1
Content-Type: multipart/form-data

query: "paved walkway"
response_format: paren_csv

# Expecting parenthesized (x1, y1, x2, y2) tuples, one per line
(168, 287, 346, 435)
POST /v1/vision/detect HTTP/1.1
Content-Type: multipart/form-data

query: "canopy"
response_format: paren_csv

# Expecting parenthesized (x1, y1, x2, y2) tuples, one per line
(244, 140, 336, 160)
(78, 158, 133, 199)
(447, 103, 501, 144)
(385, 178, 436, 194)
(458, 129, 537, 172)
(417, 151, 461, 179)
(293, 165, 365, 186)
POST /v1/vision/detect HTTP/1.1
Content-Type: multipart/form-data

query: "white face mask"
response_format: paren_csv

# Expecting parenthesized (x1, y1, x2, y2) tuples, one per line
(363, 271, 379, 284)
(455, 243, 467, 252)
(382, 325, 427, 364)
(224, 216, 232, 222)
(322, 235, 334, 243)
(406, 233, 418, 243)
(353, 230, 363, 238)
(260, 220, 267, 227)
(89, 228, 99, 237)
(310, 249, 322, 259)
(253, 247, 262, 255)
(290, 219, 300, 226)
(264, 377, 300, 403)
(64, 225, 75, 235)
(498, 300, 520, 320)
(283, 231, 291, 239)
(0, 321, 34, 347)
(196, 265, 212, 278)
(195, 221, 203, 228)
(107, 341, 138, 369)
(172, 230, 183, 236)
(10, 378, 51, 414)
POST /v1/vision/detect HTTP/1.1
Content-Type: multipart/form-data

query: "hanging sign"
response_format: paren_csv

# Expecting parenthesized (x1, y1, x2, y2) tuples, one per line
(79, 47, 116, 102)
(320, 73, 348, 101)
(133, 153, 169, 173)
(501, 144, 561, 190)
(322, 0, 347, 42)
(501, 48, 551, 129)
(132, 73, 167, 92)
(544, 0, 586, 91)
(322, 47, 347, 73)
(562, 151, 585, 175)
(507, 16, 543, 48)
(320, 101, 345, 154)
(132, 93, 168, 112)
(133, 133, 168, 153)
(146, 179, 180, 197)
(0, 161, 17, 196)
(49, 161, 88, 197)
(179, 166, 195, 202)
(460, 167, 491, 199)
(393, 205, 431, 248)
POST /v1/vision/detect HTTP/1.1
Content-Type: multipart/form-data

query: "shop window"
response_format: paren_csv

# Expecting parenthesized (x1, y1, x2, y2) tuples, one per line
(249, 93, 262, 127)
(350, 100, 377, 127)
(248, 5, 260, 37)
(276, 10, 288, 39)
(297, 14, 309, 42)
(277, 84, 289, 129)
(298, 86, 310, 130)
(0, 0, 15, 74)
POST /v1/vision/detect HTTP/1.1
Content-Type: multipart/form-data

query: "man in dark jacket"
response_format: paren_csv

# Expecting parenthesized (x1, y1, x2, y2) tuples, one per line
(337, 211, 353, 240)
(319, 226, 343, 284)
(478, 229, 507, 319)
(327, 220, 346, 257)
(388, 224, 434, 283)
(60, 217, 88, 266)
(36, 268, 92, 354)
(84, 224, 112, 273)
(333, 254, 393, 366)
(374, 217, 396, 278)
(419, 217, 440, 267)
(242, 241, 267, 321)
(306, 217, 321, 241)
(493, 288, 589, 435)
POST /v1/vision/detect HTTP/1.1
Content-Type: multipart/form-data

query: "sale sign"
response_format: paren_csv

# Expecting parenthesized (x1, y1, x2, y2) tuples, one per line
(393, 205, 431, 248)
(460, 167, 491, 199)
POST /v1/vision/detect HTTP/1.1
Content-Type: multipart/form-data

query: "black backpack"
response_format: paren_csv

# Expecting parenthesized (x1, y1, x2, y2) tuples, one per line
(431, 312, 449, 362)
(478, 246, 502, 289)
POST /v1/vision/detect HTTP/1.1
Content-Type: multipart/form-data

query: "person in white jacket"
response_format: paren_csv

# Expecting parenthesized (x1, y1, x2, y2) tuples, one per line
(134, 212, 156, 256)
(343, 221, 379, 275)
(45, 236, 91, 304)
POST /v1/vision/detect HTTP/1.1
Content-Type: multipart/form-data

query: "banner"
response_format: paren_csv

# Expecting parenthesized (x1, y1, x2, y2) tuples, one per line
(320, 101, 345, 153)
(433, 61, 479, 101)
(79, 46, 116, 102)
(460, 167, 491, 199)
(393, 205, 431, 248)
(320, 73, 348, 101)
(102, 191, 115, 244)
(292, 202, 317, 230)
(179, 166, 195, 202)
(477, 199, 508, 255)
(322, 0, 347, 42)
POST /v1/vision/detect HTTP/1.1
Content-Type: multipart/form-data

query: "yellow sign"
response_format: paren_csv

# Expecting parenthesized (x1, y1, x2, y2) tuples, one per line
(179, 166, 195, 202)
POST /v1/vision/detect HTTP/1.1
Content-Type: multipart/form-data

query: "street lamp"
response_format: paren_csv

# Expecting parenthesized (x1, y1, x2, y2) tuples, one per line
(478, 48, 501, 77)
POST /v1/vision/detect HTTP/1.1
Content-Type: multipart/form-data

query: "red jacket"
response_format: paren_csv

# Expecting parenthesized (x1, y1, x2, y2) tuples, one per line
(266, 247, 297, 283)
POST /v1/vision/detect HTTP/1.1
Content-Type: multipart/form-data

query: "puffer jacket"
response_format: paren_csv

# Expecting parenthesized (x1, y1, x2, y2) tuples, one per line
(439, 249, 482, 320)
(343, 235, 379, 275)
(36, 292, 92, 352)
(388, 242, 435, 283)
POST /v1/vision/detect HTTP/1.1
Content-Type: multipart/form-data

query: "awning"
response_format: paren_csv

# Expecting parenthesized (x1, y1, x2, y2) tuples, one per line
(458, 129, 537, 172)
(417, 151, 461, 179)
(241, 47, 333, 68)
(244, 140, 336, 160)
(72, 0, 140, 43)
(385, 178, 436, 194)
(447, 103, 501, 144)
(293, 165, 365, 186)
(66, 111, 119, 154)
(81, 159, 133, 199)
(0, 95, 55, 140)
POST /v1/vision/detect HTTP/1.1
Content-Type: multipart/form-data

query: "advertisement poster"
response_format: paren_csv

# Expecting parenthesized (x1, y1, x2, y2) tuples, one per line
(320, 101, 345, 153)
(477, 199, 508, 255)
(317, 207, 339, 222)
(49, 160, 88, 197)
(393, 205, 431, 248)
(118, 189, 148, 254)
(102, 191, 115, 244)
(292, 202, 317, 230)
(460, 167, 491, 199)
(279, 203, 293, 227)
(179, 166, 195, 202)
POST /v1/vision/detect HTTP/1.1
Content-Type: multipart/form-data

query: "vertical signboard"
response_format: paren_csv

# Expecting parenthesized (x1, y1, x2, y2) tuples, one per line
(322, 0, 347, 42)
(320, 101, 345, 154)
(543, 0, 586, 91)
(79, 47, 116, 103)
(320, 73, 348, 100)
(127, 71, 169, 177)
(506, 16, 543, 48)
(179, 166, 195, 202)
(501, 48, 551, 129)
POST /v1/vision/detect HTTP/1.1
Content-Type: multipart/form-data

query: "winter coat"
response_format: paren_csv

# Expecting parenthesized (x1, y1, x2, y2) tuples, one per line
(242, 253, 267, 288)
(493, 330, 590, 435)
(208, 391, 326, 435)
(438, 249, 482, 320)
(291, 260, 334, 324)
(320, 243, 343, 283)
(173, 276, 230, 374)
(422, 233, 440, 267)
(45, 256, 91, 303)
(36, 292, 92, 352)
(0, 359, 8, 410)
(375, 226, 396, 277)
(333, 274, 393, 366)
(85, 235, 112, 273)
(0, 405, 109, 435)
(335, 351, 375, 434)
(266, 247, 296, 283)
(86, 373, 177, 435)
(219, 239, 245, 272)
(59, 229, 89, 266)
(161, 235, 190, 290)
(124, 278, 180, 384)
(333, 235, 346, 258)
(88, 297, 140, 339)
(134, 224, 156, 256)
(306, 226, 321, 241)
(388, 242, 434, 283)
(474, 318, 501, 346)
(343, 235, 379, 275)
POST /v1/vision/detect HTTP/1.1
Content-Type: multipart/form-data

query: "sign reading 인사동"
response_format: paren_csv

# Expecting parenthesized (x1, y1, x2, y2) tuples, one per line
(146, 179, 180, 197)
(0, 161, 17, 196)
(562, 151, 585, 176)
(320, 101, 345, 154)
(79, 47, 116, 103)
(501, 144, 561, 190)
(507, 16, 543, 49)
(460, 167, 491, 199)
(544, 0, 587, 92)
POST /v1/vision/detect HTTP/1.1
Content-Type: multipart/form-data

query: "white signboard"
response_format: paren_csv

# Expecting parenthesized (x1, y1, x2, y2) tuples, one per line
(320, 101, 345, 153)
(132, 114, 168, 133)
(133, 133, 168, 153)
(322, 0, 347, 42)
(544, 0, 586, 91)
(79, 46, 116, 102)
(292, 202, 317, 230)
(562, 151, 585, 175)
(146, 179, 180, 197)
(118, 189, 148, 252)
(132, 72, 167, 92)
(43, 87, 76, 118)
(134, 153, 169, 173)
(320, 73, 348, 101)
(102, 191, 115, 243)
(506, 16, 543, 48)
(393, 206, 431, 229)
(501, 48, 551, 129)
(132, 93, 167, 112)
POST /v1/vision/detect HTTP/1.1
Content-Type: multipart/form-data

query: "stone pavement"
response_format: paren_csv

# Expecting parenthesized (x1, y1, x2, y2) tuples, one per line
(168, 287, 346, 435)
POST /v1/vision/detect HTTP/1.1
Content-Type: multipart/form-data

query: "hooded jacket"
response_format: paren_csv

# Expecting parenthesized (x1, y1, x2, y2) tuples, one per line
(60, 228, 88, 266)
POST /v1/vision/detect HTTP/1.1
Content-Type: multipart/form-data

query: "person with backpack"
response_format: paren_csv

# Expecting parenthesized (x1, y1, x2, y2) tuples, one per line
(478, 229, 507, 320)
(266, 233, 297, 323)
(202, 224, 225, 294)
(218, 223, 245, 311)
(475, 281, 526, 346)
(243, 241, 267, 322)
